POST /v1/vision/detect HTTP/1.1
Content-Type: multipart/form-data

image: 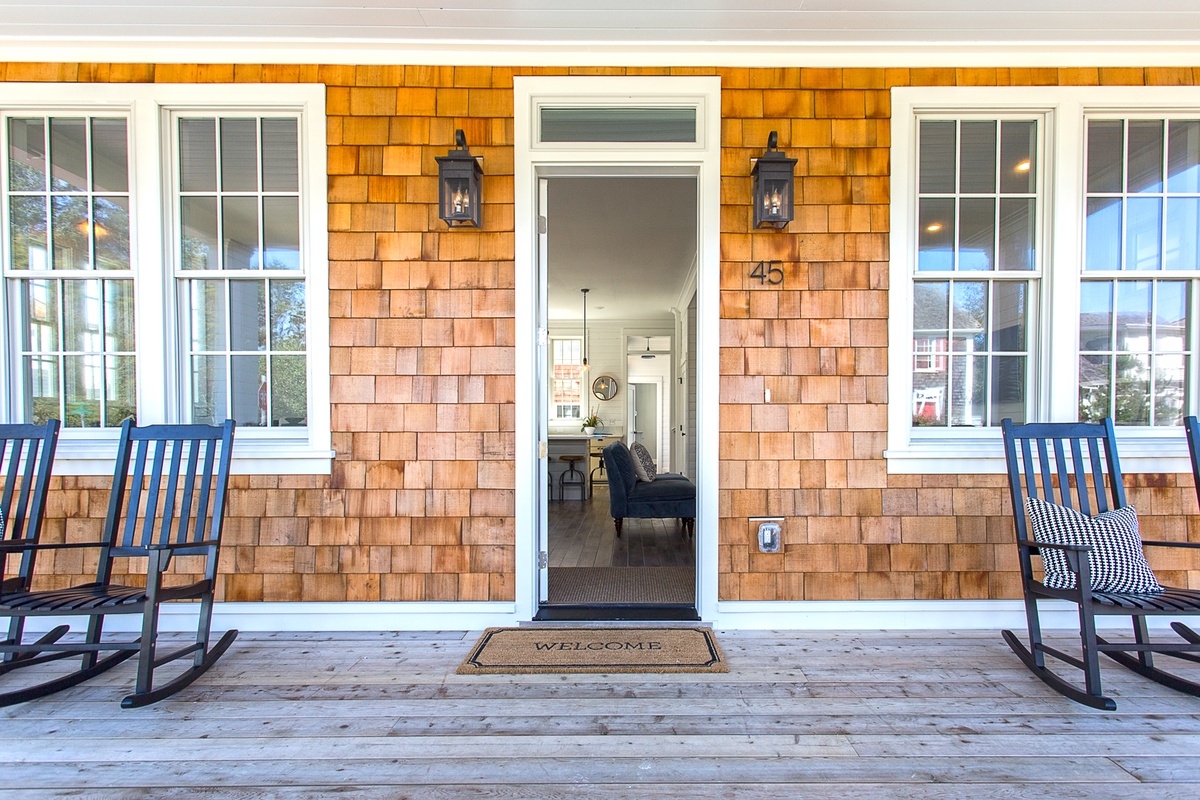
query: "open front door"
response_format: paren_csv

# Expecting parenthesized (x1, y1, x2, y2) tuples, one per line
(535, 177, 551, 603)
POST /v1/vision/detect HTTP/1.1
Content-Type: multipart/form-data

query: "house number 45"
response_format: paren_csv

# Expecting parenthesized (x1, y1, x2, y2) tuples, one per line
(750, 260, 784, 285)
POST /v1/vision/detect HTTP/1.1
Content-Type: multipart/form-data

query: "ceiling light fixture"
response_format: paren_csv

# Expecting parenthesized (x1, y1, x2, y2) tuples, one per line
(926, 223, 943, 232)
(641, 336, 655, 359)
(581, 288, 590, 373)
(1015, 160, 1032, 173)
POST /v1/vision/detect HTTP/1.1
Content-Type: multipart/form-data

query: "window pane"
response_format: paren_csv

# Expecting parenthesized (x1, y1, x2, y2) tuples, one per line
(1087, 120, 1124, 194)
(220, 118, 258, 192)
(1085, 197, 1122, 271)
(992, 356, 1026, 424)
(270, 279, 306, 351)
(1165, 197, 1199, 271)
(105, 354, 136, 425)
(262, 196, 300, 270)
(1156, 281, 1188, 352)
(191, 355, 227, 425)
(9, 195, 48, 271)
(1155, 352, 1186, 426)
(951, 354, 988, 426)
(1127, 120, 1164, 194)
(1168, 120, 1200, 194)
(1000, 121, 1036, 194)
(230, 354, 266, 426)
(918, 120, 956, 194)
(9, 118, 46, 191)
(912, 375, 947, 427)
(49, 118, 87, 192)
(64, 279, 102, 352)
(912, 282, 949, 340)
(229, 280, 266, 351)
(22, 355, 60, 424)
(959, 121, 996, 194)
(64, 354, 103, 427)
(1079, 281, 1113, 351)
(271, 354, 307, 426)
(1125, 197, 1162, 271)
(190, 280, 227, 351)
(958, 197, 995, 271)
(1114, 280, 1152, 351)
(52, 195, 89, 270)
(998, 198, 1034, 271)
(181, 196, 219, 270)
(21, 279, 58, 352)
(261, 118, 299, 192)
(222, 196, 259, 270)
(917, 198, 955, 271)
(1078, 354, 1111, 422)
(1114, 354, 1151, 425)
(104, 279, 136, 352)
(90, 119, 128, 193)
(93, 196, 130, 270)
(180, 118, 217, 192)
(992, 282, 1026, 351)
(951, 281, 988, 351)
(540, 107, 696, 143)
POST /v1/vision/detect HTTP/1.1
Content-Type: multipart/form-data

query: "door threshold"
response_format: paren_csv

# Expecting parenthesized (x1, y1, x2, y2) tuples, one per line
(533, 604, 700, 622)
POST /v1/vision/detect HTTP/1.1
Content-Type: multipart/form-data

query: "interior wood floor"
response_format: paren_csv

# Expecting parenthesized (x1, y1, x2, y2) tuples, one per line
(548, 490, 695, 569)
(3, 629, 1200, 797)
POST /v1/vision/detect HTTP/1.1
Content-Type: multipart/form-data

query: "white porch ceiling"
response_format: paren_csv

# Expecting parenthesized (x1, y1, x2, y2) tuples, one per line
(1, 1, 1199, 64)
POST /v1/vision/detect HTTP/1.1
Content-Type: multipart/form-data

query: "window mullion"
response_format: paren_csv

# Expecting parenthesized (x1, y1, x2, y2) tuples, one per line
(1046, 102, 1083, 422)
(131, 97, 171, 423)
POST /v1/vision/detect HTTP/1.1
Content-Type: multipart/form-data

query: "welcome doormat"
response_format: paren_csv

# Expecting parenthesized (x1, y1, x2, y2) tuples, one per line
(457, 626, 728, 674)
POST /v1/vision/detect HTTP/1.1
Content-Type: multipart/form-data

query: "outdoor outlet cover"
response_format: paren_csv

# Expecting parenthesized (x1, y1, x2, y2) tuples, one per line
(756, 521, 782, 553)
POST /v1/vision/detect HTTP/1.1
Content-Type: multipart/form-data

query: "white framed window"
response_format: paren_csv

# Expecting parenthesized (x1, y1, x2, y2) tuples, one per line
(888, 87, 1200, 474)
(549, 336, 584, 421)
(1, 84, 330, 474)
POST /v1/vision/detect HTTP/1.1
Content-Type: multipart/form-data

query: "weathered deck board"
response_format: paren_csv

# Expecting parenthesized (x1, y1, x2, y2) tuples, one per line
(2, 629, 1200, 796)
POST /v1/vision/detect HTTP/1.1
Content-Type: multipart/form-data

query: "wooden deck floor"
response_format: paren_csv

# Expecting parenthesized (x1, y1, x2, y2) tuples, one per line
(3, 628, 1200, 797)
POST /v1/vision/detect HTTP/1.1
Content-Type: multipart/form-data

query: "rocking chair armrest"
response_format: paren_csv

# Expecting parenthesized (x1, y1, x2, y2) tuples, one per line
(0, 540, 103, 553)
(147, 539, 220, 552)
(1141, 540, 1200, 549)
(1020, 540, 1091, 553)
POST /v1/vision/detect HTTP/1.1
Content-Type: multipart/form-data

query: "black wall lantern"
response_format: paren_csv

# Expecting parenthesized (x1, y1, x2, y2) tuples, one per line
(436, 129, 483, 227)
(751, 130, 797, 229)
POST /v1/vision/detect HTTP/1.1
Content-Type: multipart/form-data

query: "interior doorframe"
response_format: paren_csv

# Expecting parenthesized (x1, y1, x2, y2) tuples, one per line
(513, 75, 722, 620)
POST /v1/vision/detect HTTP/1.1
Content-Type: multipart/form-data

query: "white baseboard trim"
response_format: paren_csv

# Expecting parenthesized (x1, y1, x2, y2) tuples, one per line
(18, 598, 1186, 634)
(710, 599, 1182, 631)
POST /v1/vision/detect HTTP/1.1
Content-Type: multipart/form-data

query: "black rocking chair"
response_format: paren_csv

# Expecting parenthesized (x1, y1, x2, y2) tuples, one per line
(1, 421, 66, 669)
(1001, 417, 1200, 709)
(0, 420, 238, 708)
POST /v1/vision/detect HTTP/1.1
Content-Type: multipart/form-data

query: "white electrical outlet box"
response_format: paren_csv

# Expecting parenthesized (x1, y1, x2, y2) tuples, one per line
(750, 517, 783, 553)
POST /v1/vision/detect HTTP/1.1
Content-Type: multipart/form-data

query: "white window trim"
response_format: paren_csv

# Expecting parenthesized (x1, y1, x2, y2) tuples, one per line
(0, 83, 331, 474)
(887, 86, 1200, 475)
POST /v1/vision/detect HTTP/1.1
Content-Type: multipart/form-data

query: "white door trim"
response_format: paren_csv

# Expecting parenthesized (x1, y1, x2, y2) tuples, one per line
(513, 75, 722, 620)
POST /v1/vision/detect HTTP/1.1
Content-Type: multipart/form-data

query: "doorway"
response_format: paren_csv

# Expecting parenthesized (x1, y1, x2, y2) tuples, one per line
(512, 75, 721, 624)
(538, 176, 697, 620)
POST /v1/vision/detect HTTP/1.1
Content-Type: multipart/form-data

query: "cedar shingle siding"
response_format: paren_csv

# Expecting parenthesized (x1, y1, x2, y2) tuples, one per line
(5, 63, 1199, 602)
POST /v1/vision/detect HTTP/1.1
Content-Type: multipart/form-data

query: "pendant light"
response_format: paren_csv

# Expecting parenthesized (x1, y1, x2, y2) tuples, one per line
(641, 335, 655, 359)
(580, 288, 590, 373)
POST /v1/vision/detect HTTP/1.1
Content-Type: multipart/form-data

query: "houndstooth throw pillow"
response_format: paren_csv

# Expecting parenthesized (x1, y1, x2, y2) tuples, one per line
(630, 441, 657, 482)
(1024, 497, 1163, 594)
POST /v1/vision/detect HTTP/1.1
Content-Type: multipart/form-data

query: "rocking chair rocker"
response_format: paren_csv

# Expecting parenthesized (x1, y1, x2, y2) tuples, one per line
(0, 420, 237, 708)
(1000, 417, 1200, 710)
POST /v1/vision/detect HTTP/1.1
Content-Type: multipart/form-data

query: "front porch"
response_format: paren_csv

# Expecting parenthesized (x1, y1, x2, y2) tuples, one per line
(2, 629, 1198, 796)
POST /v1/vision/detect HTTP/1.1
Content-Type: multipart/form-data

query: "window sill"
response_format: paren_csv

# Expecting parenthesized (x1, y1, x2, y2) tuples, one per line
(886, 430, 1192, 475)
(48, 434, 334, 476)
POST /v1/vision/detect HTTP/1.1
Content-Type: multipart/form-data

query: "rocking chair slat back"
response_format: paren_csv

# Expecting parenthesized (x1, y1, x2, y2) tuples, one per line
(0, 421, 60, 588)
(1003, 419, 1125, 550)
(107, 420, 233, 561)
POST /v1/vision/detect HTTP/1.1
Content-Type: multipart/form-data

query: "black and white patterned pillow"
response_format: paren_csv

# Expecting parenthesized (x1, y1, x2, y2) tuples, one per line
(1024, 497, 1163, 593)
(630, 441, 657, 482)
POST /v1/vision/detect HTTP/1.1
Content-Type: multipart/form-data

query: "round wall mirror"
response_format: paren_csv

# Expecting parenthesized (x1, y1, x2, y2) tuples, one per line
(592, 375, 618, 401)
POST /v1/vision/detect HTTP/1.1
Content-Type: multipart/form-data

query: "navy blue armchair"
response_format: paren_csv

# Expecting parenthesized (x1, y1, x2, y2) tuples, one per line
(601, 441, 695, 538)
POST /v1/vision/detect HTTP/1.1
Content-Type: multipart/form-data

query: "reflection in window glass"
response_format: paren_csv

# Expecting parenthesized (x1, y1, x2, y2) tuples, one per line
(3, 115, 133, 427)
(176, 115, 306, 428)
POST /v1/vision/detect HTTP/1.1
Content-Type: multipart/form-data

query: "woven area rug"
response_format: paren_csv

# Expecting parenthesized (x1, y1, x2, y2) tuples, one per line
(547, 566, 694, 605)
(457, 626, 727, 674)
